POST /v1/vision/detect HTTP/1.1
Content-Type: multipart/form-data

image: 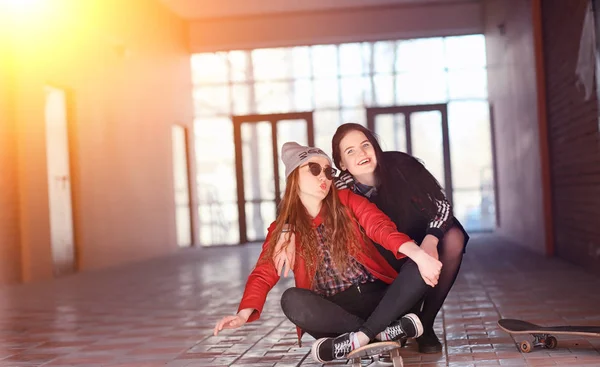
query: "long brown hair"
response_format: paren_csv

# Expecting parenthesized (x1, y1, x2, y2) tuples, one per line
(264, 168, 363, 274)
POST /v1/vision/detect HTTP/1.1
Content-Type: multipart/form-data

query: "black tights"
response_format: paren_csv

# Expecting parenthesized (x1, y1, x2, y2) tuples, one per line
(280, 259, 428, 340)
(417, 226, 466, 333)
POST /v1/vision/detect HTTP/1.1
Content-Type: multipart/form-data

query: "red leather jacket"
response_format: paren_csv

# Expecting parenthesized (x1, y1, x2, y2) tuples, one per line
(237, 189, 413, 346)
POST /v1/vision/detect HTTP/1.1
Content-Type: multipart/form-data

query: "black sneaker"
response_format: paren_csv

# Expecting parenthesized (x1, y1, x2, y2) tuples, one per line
(311, 332, 357, 363)
(381, 313, 424, 341)
(417, 330, 442, 353)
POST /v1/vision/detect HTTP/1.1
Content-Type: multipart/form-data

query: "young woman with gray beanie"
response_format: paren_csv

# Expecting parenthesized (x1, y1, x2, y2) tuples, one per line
(213, 142, 442, 363)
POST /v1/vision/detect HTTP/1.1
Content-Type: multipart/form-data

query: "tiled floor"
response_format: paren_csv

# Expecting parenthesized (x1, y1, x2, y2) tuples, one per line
(1, 234, 600, 367)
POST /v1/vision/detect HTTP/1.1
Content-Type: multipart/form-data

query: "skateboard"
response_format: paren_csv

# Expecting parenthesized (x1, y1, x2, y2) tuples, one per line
(498, 318, 600, 353)
(346, 341, 403, 367)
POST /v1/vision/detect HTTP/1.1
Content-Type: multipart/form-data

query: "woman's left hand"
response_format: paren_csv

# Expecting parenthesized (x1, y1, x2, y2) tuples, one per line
(413, 250, 443, 287)
(213, 315, 246, 336)
(213, 308, 253, 336)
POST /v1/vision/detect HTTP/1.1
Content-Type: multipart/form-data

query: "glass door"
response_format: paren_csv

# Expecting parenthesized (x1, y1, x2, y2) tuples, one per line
(367, 104, 453, 204)
(233, 112, 314, 243)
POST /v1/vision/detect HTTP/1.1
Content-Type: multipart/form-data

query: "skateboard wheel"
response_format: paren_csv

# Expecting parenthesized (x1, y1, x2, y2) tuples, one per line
(545, 336, 557, 349)
(519, 340, 532, 353)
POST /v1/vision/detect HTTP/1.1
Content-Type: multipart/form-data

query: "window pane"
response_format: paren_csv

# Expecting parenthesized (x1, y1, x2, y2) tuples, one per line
(245, 202, 276, 242)
(396, 38, 445, 72)
(341, 108, 366, 127)
(292, 47, 312, 79)
(373, 74, 394, 106)
(195, 117, 236, 203)
(277, 120, 308, 150)
(453, 189, 495, 232)
(361, 42, 373, 74)
(396, 72, 447, 105)
(312, 45, 338, 78)
(193, 85, 230, 116)
(199, 203, 239, 245)
(410, 111, 445, 188)
(448, 100, 494, 232)
(341, 77, 371, 108)
(241, 122, 275, 201)
(374, 113, 407, 152)
(277, 120, 309, 195)
(448, 100, 493, 189)
(252, 48, 292, 81)
(374, 41, 395, 74)
(229, 51, 249, 82)
(191, 53, 229, 84)
(447, 69, 488, 99)
(232, 84, 251, 115)
(314, 79, 340, 109)
(293, 80, 314, 111)
(445, 35, 487, 69)
(314, 110, 340, 157)
(255, 81, 293, 113)
(339, 43, 365, 76)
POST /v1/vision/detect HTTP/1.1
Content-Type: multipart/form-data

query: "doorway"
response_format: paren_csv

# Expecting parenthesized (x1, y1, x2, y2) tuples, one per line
(172, 125, 193, 248)
(366, 104, 453, 204)
(233, 112, 314, 243)
(44, 86, 76, 276)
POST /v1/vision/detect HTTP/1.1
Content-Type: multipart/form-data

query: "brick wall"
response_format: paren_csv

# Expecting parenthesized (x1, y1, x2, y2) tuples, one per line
(541, 0, 600, 271)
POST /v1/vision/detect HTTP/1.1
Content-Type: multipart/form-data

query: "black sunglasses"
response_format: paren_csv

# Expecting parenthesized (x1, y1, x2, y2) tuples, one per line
(302, 162, 338, 180)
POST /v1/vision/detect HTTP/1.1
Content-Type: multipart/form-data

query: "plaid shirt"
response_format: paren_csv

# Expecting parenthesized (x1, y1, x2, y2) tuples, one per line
(312, 224, 376, 297)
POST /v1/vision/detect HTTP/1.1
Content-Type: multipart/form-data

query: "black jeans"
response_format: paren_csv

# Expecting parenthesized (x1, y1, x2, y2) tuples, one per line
(280, 258, 428, 340)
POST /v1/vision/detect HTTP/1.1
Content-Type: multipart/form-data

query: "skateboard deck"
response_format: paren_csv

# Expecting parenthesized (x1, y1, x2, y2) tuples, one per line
(498, 318, 600, 353)
(346, 341, 403, 367)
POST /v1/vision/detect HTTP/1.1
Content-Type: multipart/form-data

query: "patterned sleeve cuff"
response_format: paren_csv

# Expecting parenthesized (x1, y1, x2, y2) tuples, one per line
(335, 172, 354, 190)
(425, 227, 444, 240)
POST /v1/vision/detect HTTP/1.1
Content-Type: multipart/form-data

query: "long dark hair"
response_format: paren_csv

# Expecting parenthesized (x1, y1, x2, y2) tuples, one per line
(331, 123, 445, 234)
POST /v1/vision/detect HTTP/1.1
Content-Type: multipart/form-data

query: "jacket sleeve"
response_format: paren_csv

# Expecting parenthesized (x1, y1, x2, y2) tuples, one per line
(334, 172, 355, 190)
(237, 222, 280, 323)
(426, 198, 454, 240)
(387, 152, 454, 240)
(340, 189, 412, 259)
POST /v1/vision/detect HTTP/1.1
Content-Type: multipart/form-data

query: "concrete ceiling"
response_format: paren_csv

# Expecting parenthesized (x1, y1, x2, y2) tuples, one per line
(158, 0, 472, 19)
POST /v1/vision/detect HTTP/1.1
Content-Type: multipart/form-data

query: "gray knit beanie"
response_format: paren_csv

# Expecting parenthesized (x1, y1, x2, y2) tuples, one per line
(281, 142, 332, 178)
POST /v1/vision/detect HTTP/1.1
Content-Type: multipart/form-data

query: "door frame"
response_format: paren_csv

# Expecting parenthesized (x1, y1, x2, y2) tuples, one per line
(232, 112, 314, 243)
(366, 104, 453, 205)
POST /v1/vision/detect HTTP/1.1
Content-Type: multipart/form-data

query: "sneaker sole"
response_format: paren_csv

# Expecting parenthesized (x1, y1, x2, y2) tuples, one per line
(403, 313, 424, 338)
(310, 338, 328, 363)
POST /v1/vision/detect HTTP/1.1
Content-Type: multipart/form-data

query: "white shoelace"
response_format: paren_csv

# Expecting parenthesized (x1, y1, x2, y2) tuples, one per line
(386, 323, 405, 339)
(333, 339, 352, 359)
